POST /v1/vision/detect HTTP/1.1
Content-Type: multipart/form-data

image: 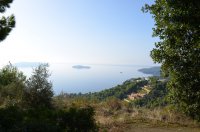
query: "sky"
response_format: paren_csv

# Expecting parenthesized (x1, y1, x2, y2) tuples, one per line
(0, 0, 156, 66)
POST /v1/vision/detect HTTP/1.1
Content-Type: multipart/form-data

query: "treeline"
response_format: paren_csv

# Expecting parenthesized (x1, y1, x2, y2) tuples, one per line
(89, 77, 169, 108)
(61, 77, 169, 109)
(60, 78, 148, 101)
(89, 78, 148, 100)
(0, 64, 98, 132)
(138, 66, 161, 76)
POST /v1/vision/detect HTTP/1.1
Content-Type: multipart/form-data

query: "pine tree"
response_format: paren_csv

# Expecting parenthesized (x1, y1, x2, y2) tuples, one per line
(0, 0, 15, 42)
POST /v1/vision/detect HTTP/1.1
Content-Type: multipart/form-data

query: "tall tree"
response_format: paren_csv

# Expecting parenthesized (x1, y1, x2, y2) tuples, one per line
(24, 64, 54, 109)
(143, 1, 200, 120)
(0, 0, 15, 42)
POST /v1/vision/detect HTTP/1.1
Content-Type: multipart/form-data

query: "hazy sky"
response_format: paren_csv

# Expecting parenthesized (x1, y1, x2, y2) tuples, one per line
(0, 0, 156, 66)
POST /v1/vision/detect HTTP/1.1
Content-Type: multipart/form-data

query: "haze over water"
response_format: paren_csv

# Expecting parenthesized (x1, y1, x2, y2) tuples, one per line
(0, 0, 156, 95)
(17, 63, 151, 94)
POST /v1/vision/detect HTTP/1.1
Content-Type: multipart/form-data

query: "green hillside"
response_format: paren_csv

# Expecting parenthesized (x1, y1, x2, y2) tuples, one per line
(138, 67, 161, 76)
(62, 76, 169, 108)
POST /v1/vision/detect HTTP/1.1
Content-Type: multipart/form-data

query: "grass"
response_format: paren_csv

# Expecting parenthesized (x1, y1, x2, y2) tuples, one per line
(54, 96, 200, 131)
(95, 104, 200, 132)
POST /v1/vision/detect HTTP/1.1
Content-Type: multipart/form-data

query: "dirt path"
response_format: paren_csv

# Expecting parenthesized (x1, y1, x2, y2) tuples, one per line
(126, 126, 200, 132)
(100, 122, 200, 132)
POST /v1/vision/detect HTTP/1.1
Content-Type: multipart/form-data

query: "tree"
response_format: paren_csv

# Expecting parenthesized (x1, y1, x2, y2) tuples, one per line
(0, 64, 26, 107)
(0, 0, 15, 42)
(143, 1, 200, 120)
(24, 64, 54, 109)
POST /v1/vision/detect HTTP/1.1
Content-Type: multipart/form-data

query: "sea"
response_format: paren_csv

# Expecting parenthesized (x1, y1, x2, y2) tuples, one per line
(15, 63, 152, 95)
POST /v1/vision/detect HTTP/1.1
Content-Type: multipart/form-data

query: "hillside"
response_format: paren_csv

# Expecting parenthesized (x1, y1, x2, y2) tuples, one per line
(57, 76, 200, 132)
(61, 78, 147, 100)
(138, 66, 161, 76)
(61, 76, 168, 108)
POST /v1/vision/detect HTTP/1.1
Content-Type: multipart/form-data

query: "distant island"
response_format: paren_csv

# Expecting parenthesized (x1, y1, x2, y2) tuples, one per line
(138, 66, 161, 76)
(72, 65, 91, 69)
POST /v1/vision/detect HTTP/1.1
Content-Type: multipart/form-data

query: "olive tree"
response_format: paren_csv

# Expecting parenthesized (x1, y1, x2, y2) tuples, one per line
(24, 64, 54, 109)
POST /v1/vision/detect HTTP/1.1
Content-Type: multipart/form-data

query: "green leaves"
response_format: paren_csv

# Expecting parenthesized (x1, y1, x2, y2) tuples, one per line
(145, 0, 200, 120)
(24, 64, 54, 109)
(0, 64, 26, 107)
(0, 64, 99, 131)
(0, 0, 13, 13)
(0, 0, 15, 42)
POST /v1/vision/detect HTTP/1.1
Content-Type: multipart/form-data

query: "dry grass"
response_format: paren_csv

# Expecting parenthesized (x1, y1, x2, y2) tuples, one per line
(54, 97, 200, 131)
(95, 104, 200, 131)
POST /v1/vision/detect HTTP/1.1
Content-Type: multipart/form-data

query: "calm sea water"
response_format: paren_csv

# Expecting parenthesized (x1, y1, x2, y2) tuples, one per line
(18, 63, 151, 94)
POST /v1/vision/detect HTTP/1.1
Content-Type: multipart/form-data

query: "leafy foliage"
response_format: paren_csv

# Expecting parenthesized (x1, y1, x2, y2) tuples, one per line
(143, 0, 200, 120)
(0, 106, 98, 132)
(0, 64, 98, 131)
(58, 106, 98, 132)
(0, 64, 26, 106)
(0, 106, 24, 131)
(0, 0, 15, 42)
(75, 78, 148, 101)
(134, 78, 168, 108)
(23, 64, 54, 109)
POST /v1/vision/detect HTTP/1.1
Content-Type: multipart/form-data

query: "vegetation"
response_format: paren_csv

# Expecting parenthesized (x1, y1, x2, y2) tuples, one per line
(56, 75, 200, 131)
(23, 64, 54, 109)
(0, 64, 26, 107)
(0, 63, 199, 131)
(61, 77, 169, 108)
(61, 78, 148, 101)
(138, 66, 161, 76)
(57, 76, 199, 131)
(0, 64, 98, 132)
(0, 0, 15, 42)
(0, 0, 199, 131)
(89, 78, 148, 100)
(134, 77, 168, 108)
(143, 0, 200, 120)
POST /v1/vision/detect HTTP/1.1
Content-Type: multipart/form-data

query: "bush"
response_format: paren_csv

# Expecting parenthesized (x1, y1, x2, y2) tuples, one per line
(0, 106, 98, 132)
(58, 106, 98, 132)
(0, 106, 24, 132)
(0, 64, 26, 107)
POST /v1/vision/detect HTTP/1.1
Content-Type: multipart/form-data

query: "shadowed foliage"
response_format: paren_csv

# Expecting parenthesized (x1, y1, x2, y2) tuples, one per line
(0, 0, 15, 42)
(0, 64, 98, 132)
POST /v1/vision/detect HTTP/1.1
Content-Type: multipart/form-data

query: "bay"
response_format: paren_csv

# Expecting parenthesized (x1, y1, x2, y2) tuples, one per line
(17, 63, 151, 94)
